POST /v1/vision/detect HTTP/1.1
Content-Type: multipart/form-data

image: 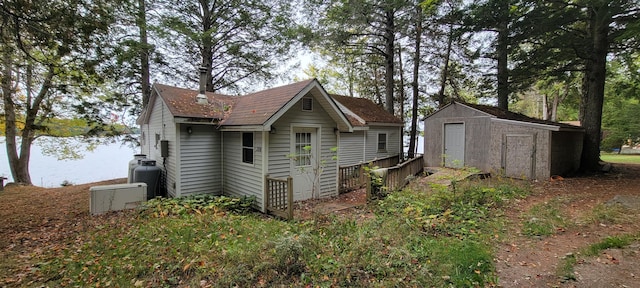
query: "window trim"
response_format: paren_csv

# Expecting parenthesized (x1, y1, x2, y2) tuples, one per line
(377, 133, 387, 152)
(242, 132, 254, 164)
(294, 132, 312, 167)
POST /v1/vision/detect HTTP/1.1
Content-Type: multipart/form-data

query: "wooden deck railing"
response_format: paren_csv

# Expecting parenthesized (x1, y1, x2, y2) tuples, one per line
(338, 155, 401, 193)
(367, 155, 424, 199)
(265, 175, 293, 220)
(338, 164, 365, 193)
(371, 154, 401, 169)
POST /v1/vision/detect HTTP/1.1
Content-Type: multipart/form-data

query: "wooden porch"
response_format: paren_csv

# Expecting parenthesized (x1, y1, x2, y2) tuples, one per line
(265, 154, 424, 220)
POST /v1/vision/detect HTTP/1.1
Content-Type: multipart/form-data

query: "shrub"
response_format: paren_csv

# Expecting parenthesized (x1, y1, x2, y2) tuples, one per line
(140, 194, 255, 217)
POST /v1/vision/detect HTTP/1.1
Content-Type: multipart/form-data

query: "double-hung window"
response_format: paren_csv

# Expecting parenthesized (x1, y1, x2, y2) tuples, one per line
(242, 132, 254, 164)
(377, 133, 387, 152)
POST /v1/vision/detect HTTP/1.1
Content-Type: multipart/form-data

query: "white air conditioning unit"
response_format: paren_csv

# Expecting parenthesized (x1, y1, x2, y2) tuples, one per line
(89, 183, 147, 215)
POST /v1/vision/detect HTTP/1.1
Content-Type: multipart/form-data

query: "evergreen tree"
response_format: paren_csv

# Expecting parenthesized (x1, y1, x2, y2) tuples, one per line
(155, 0, 297, 93)
(1, 0, 119, 184)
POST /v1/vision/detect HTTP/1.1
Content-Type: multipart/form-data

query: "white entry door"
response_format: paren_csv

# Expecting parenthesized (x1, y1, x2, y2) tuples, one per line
(291, 127, 317, 201)
(444, 123, 465, 168)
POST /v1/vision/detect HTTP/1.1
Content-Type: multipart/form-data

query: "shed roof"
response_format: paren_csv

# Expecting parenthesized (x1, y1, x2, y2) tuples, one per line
(429, 101, 583, 132)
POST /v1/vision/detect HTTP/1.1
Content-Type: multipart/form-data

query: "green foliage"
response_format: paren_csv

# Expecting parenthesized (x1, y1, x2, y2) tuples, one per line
(381, 181, 527, 239)
(33, 178, 529, 287)
(557, 253, 577, 282)
(557, 234, 640, 281)
(521, 198, 570, 237)
(580, 202, 632, 225)
(364, 164, 386, 199)
(139, 194, 256, 217)
(602, 59, 640, 150)
(155, 0, 296, 93)
(585, 236, 632, 256)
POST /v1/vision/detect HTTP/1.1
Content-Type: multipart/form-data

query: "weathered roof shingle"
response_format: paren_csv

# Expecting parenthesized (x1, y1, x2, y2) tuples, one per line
(332, 94, 403, 125)
(154, 84, 234, 119)
(461, 102, 582, 130)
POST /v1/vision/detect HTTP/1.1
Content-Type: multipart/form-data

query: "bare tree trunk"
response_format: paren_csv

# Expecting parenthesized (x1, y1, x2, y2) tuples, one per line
(199, 0, 215, 92)
(579, 4, 609, 172)
(397, 44, 406, 157)
(496, 1, 509, 110)
(138, 0, 151, 108)
(384, 8, 395, 115)
(541, 93, 548, 120)
(408, 3, 422, 159)
(398, 45, 405, 119)
(550, 90, 559, 121)
(437, 24, 453, 108)
(373, 66, 383, 105)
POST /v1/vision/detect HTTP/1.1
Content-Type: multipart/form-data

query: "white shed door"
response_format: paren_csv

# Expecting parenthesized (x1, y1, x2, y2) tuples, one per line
(291, 128, 317, 201)
(503, 134, 536, 179)
(444, 123, 465, 168)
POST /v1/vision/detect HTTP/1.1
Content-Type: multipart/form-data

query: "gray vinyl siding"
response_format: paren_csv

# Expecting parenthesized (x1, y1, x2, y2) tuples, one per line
(338, 131, 366, 166)
(424, 104, 491, 169)
(141, 97, 177, 197)
(365, 126, 402, 161)
(270, 95, 339, 198)
(267, 127, 291, 179)
(223, 131, 264, 208)
(178, 124, 222, 196)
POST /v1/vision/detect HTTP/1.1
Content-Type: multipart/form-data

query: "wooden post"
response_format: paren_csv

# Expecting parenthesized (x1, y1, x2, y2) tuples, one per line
(286, 176, 293, 220)
(366, 172, 371, 202)
(0, 177, 6, 191)
(264, 175, 270, 211)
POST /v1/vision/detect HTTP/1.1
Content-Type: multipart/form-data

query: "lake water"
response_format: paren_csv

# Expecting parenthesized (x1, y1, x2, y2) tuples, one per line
(1, 135, 424, 188)
(0, 137, 139, 187)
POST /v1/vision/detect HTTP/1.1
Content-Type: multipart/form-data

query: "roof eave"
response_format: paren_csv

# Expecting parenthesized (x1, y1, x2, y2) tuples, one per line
(367, 122, 404, 127)
(219, 125, 266, 132)
(492, 118, 582, 131)
(137, 85, 162, 125)
(174, 117, 222, 125)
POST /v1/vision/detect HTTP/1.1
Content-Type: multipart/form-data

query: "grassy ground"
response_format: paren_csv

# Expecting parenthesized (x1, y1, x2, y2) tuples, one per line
(2, 177, 529, 287)
(601, 153, 640, 164)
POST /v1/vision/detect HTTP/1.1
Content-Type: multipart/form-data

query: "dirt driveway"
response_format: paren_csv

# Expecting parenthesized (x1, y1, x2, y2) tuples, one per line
(495, 164, 640, 287)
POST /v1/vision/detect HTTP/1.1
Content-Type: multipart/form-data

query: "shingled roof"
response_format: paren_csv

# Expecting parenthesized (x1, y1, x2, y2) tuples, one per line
(141, 79, 353, 131)
(457, 101, 583, 131)
(331, 94, 403, 126)
(221, 79, 315, 126)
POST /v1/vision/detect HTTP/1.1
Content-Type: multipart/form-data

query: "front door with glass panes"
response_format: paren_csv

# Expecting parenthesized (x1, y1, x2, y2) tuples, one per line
(291, 127, 317, 201)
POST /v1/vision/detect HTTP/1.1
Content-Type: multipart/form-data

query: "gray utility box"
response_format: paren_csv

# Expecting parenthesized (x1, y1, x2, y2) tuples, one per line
(89, 183, 147, 215)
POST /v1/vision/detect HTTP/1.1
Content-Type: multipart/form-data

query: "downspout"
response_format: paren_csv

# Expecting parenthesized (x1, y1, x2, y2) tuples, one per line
(335, 127, 340, 195)
(221, 131, 224, 195)
(261, 130, 268, 212)
(362, 131, 367, 162)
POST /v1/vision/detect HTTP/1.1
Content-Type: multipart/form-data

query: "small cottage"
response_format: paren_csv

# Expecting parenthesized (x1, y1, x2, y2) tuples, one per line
(137, 78, 402, 211)
(423, 101, 584, 180)
(332, 95, 404, 166)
